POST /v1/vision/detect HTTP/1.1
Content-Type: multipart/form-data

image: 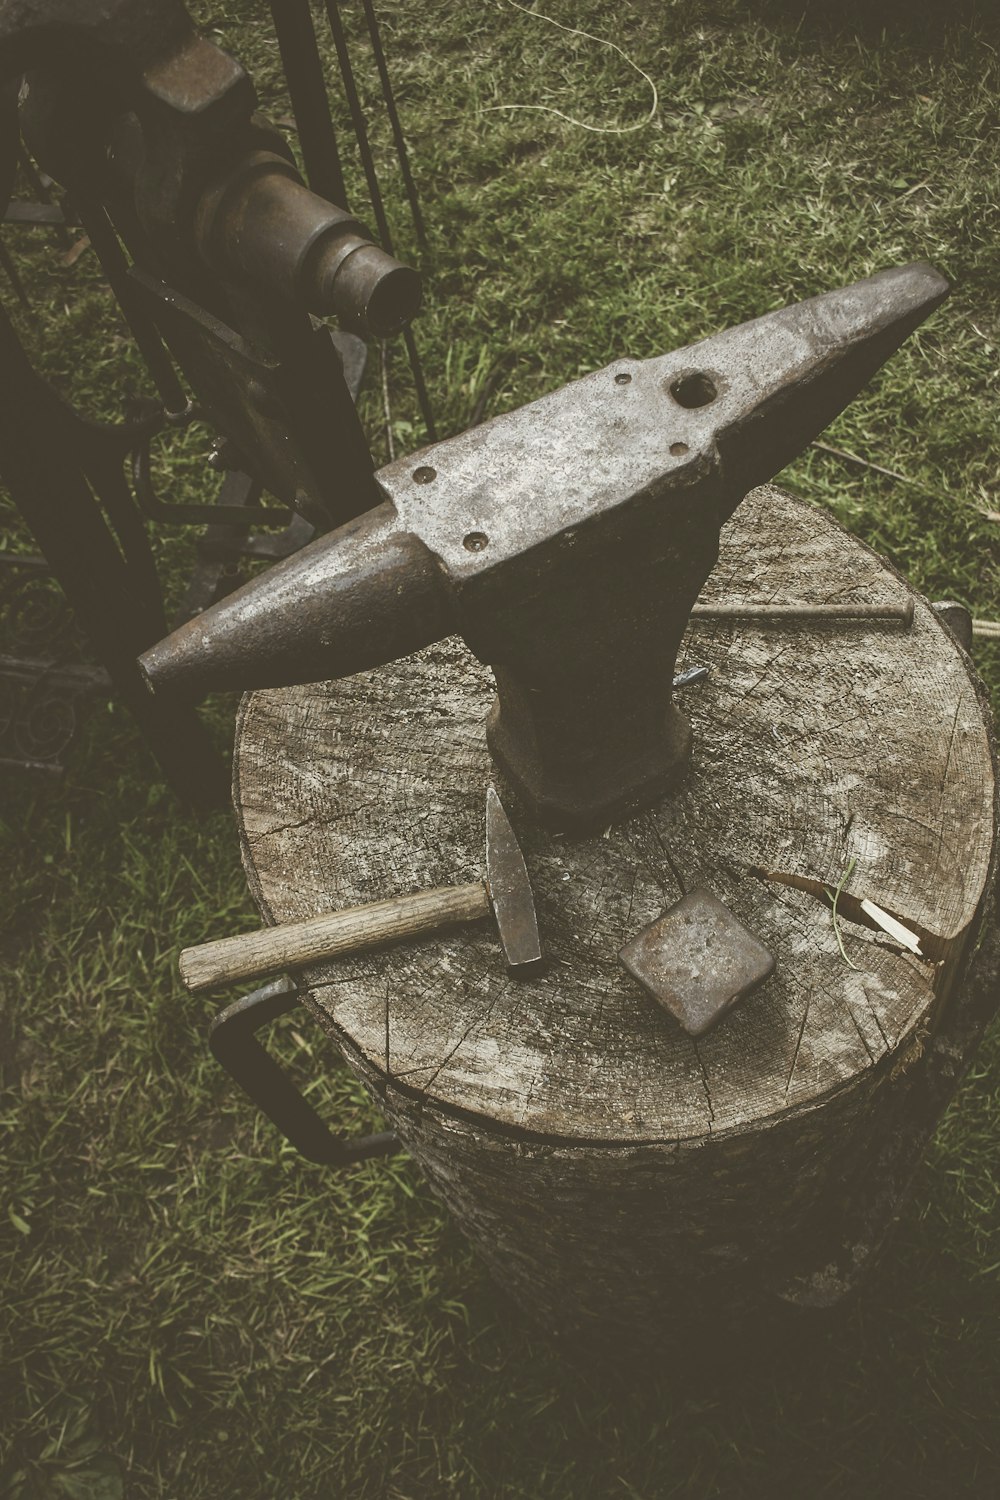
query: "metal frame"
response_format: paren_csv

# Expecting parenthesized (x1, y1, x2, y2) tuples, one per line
(0, 0, 431, 796)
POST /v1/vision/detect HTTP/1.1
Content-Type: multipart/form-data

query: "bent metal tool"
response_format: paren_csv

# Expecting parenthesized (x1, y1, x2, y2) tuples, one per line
(140, 263, 948, 830)
(179, 786, 542, 993)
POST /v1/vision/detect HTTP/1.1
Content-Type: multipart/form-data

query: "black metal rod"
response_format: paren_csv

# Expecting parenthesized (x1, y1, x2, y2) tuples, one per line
(322, 0, 436, 439)
(357, 0, 427, 249)
(403, 323, 436, 440)
(84, 440, 166, 643)
(269, 0, 348, 209)
(16, 142, 71, 247)
(322, 0, 393, 251)
(78, 199, 189, 417)
(209, 978, 401, 1167)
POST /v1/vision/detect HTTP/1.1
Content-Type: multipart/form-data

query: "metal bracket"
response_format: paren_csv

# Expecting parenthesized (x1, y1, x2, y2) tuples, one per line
(208, 976, 400, 1167)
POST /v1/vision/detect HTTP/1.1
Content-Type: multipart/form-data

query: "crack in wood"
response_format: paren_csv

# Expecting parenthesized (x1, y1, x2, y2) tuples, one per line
(649, 824, 686, 898)
(750, 864, 944, 962)
(844, 1002, 879, 1065)
(408, 983, 506, 1103)
(860, 986, 893, 1055)
(691, 1040, 715, 1133)
(784, 996, 811, 1098)
(734, 642, 793, 704)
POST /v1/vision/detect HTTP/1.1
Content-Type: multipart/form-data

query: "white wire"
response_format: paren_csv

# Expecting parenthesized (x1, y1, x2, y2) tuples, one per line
(484, 0, 659, 136)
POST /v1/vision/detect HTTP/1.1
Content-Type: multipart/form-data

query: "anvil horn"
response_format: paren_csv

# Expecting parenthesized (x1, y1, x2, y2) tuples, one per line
(139, 502, 451, 699)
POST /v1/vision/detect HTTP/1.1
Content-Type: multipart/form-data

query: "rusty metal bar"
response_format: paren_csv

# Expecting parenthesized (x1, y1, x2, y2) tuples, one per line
(690, 600, 915, 626)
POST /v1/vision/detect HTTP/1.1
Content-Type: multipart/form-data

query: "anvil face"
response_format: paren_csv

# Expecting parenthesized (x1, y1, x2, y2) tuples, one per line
(138, 263, 949, 830)
(376, 262, 947, 603)
(378, 355, 717, 586)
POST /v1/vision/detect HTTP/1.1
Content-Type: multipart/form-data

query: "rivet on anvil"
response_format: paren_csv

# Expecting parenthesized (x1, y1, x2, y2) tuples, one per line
(620, 887, 775, 1037)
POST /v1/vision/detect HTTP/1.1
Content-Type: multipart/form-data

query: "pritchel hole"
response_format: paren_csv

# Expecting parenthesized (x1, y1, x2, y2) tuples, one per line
(463, 531, 489, 552)
(669, 372, 718, 408)
(614, 371, 632, 385)
(413, 465, 437, 484)
(670, 442, 689, 456)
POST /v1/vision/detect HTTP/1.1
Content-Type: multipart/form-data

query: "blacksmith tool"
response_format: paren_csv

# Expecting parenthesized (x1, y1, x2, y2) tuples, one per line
(620, 888, 775, 1037)
(179, 786, 541, 993)
(140, 263, 948, 829)
(690, 600, 914, 627)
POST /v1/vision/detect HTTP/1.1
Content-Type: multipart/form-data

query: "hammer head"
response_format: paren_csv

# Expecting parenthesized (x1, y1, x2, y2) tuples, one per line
(485, 786, 542, 971)
(140, 263, 948, 830)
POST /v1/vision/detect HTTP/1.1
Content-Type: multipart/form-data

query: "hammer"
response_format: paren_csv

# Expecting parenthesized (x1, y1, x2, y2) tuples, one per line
(179, 787, 541, 993)
(141, 263, 948, 830)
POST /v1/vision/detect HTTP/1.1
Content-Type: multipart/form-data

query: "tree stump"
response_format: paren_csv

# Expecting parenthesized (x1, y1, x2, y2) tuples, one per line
(233, 485, 998, 1347)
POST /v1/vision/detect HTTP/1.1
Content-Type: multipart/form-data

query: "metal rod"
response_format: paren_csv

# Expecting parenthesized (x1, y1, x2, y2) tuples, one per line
(690, 600, 914, 626)
(323, 0, 392, 249)
(403, 323, 436, 440)
(358, 0, 427, 248)
(269, 0, 348, 208)
(78, 199, 188, 417)
(16, 142, 71, 247)
(209, 978, 401, 1166)
(322, 0, 435, 439)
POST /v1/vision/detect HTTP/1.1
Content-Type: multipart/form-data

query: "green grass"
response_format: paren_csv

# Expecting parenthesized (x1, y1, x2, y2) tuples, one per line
(3, 0, 1000, 1494)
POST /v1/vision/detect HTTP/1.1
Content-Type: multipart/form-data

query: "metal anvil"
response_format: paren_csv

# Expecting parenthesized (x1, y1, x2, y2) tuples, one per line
(140, 263, 947, 828)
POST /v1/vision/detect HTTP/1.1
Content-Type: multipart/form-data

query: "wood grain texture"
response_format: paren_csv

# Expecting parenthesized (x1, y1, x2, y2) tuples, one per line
(232, 485, 997, 1333)
(179, 882, 489, 992)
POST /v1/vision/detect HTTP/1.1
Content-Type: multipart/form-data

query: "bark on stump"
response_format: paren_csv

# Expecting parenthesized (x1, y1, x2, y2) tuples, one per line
(232, 485, 999, 1348)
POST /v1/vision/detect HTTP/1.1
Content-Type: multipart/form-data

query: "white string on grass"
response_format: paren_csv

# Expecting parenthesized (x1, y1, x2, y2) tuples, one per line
(483, 0, 659, 136)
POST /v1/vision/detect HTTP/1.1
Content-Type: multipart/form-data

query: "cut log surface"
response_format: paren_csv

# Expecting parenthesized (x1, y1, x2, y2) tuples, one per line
(232, 485, 996, 1332)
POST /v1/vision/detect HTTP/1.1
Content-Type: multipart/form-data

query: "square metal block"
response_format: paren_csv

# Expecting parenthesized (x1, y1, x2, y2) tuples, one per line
(620, 887, 775, 1037)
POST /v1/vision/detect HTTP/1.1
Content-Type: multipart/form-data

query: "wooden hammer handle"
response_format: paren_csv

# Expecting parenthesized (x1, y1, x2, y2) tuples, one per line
(179, 881, 490, 994)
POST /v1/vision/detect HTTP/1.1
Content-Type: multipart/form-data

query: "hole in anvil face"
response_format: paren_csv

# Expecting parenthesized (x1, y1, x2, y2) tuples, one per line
(669, 372, 718, 408)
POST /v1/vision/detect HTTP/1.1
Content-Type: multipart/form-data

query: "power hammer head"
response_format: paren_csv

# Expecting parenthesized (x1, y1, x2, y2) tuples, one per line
(140, 262, 948, 830)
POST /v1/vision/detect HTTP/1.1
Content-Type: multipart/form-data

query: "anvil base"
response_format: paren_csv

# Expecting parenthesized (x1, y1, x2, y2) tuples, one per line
(486, 697, 693, 831)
